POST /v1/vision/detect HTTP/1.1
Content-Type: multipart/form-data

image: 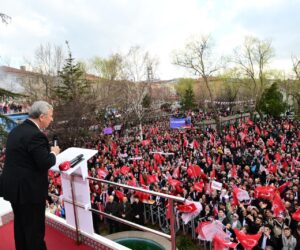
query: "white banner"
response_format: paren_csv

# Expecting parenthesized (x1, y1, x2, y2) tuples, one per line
(211, 181, 223, 191)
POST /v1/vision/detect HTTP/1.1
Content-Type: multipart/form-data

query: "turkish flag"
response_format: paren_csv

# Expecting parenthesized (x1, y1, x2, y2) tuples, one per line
(139, 174, 146, 186)
(127, 178, 137, 187)
(292, 208, 300, 221)
(115, 190, 125, 201)
(154, 154, 162, 164)
(194, 182, 204, 192)
(213, 235, 238, 250)
(239, 131, 247, 141)
(135, 186, 150, 202)
(97, 168, 108, 179)
(216, 154, 221, 164)
(247, 119, 254, 126)
(277, 181, 291, 194)
(196, 220, 226, 241)
(234, 229, 261, 250)
(147, 174, 158, 184)
(196, 221, 211, 240)
(135, 145, 139, 155)
(225, 134, 232, 142)
(255, 125, 261, 135)
(231, 164, 237, 178)
(275, 152, 281, 162)
(180, 201, 202, 224)
(120, 165, 130, 175)
(183, 138, 188, 147)
(267, 163, 277, 174)
(233, 187, 250, 205)
(177, 203, 197, 213)
(210, 168, 216, 179)
(267, 138, 275, 146)
(168, 178, 182, 187)
(206, 155, 212, 165)
(254, 186, 276, 200)
(141, 139, 151, 146)
(193, 140, 200, 150)
(172, 166, 180, 179)
(272, 193, 286, 217)
(187, 165, 202, 178)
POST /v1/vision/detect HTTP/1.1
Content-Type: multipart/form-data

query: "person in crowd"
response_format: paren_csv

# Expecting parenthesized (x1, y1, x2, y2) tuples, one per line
(118, 196, 132, 230)
(256, 224, 276, 250)
(282, 227, 297, 250)
(131, 195, 144, 225)
(104, 195, 119, 233)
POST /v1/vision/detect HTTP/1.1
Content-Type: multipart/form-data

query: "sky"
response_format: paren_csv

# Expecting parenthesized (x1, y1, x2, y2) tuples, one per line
(1, 0, 300, 80)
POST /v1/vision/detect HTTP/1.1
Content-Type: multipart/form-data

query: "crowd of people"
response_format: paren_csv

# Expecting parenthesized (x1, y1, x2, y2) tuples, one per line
(46, 112, 300, 249)
(0, 101, 25, 114)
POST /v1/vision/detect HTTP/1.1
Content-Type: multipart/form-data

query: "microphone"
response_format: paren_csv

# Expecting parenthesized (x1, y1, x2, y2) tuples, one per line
(59, 154, 84, 171)
(53, 135, 58, 147)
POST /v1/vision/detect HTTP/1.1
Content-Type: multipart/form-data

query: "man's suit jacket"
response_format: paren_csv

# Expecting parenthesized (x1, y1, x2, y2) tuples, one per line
(255, 234, 277, 250)
(0, 119, 56, 204)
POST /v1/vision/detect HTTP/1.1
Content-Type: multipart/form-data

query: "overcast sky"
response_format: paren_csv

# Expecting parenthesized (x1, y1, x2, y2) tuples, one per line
(1, 0, 300, 79)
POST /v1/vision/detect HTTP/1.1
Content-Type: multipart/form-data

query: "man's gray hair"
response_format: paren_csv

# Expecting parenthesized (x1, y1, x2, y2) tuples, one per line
(28, 101, 53, 119)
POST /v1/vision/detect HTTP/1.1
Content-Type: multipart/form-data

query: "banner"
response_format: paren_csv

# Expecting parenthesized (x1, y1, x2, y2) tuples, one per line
(170, 117, 186, 129)
(103, 127, 113, 134)
(211, 181, 223, 191)
(114, 124, 122, 131)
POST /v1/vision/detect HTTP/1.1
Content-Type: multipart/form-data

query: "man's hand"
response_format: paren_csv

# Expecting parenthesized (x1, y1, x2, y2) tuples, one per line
(51, 146, 60, 155)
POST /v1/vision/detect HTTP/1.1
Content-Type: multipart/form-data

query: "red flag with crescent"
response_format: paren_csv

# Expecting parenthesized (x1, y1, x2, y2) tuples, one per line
(234, 229, 261, 250)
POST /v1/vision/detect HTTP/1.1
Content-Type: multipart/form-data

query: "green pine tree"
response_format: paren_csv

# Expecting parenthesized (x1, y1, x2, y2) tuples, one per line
(259, 82, 287, 117)
(142, 94, 151, 108)
(181, 85, 196, 110)
(54, 43, 90, 102)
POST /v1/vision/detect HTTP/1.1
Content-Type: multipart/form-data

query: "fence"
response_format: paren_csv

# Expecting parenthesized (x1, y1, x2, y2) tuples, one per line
(61, 175, 185, 250)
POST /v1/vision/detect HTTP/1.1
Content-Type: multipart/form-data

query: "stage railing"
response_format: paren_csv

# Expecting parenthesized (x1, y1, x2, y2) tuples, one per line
(64, 174, 185, 250)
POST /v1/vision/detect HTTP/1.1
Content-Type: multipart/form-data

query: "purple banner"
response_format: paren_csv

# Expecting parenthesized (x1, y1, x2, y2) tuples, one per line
(103, 127, 113, 134)
(170, 117, 186, 129)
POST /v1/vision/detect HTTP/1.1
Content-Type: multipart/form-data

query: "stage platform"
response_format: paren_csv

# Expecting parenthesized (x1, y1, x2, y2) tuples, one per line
(0, 220, 92, 250)
(0, 200, 129, 250)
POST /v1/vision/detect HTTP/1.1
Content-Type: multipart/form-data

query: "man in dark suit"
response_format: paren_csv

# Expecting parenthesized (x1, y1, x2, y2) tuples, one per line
(131, 195, 144, 225)
(104, 195, 119, 233)
(118, 196, 132, 231)
(255, 224, 277, 250)
(0, 101, 60, 250)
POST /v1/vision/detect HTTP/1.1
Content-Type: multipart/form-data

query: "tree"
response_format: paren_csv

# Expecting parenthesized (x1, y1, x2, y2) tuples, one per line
(0, 13, 11, 24)
(54, 42, 89, 101)
(90, 53, 123, 81)
(175, 78, 196, 98)
(181, 84, 196, 110)
(142, 94, 151, 108)
(51, 42, 96, 147)
(173, 35, 223, 131)
(259, 82, 287, 118)
(233, 36, 274, 118)
(121, 46, 158, 140)
(122, 46, 158, 82)
(218, 68, 242, 111)
(22, 43, 65, 101)
(290, 56, 300, 117)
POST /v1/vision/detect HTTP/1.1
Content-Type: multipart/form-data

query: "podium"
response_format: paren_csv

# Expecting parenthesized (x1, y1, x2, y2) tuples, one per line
(51, 147, 98, 235)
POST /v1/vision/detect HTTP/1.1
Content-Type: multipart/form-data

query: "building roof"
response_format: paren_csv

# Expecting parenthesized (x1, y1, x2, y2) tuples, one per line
(0, 66, 35, 75)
